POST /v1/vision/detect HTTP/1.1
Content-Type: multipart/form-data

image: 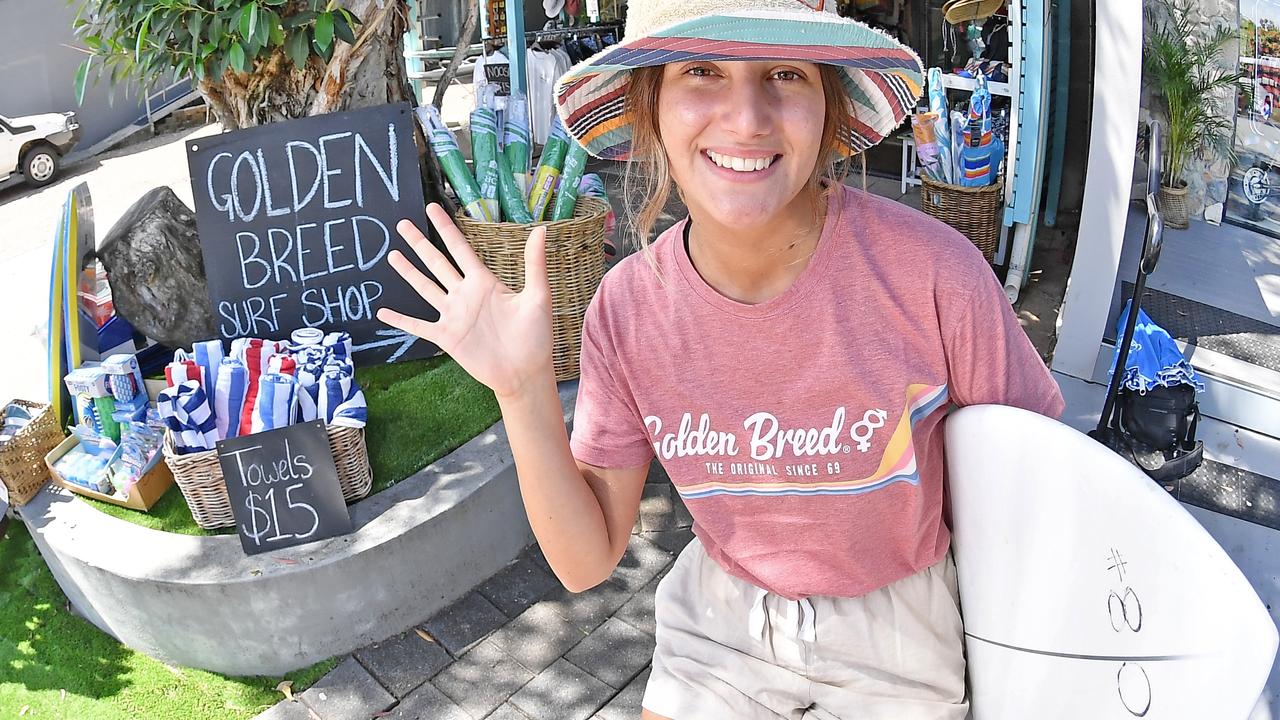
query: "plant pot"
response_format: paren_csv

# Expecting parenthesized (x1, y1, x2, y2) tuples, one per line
(1157, 183, 1190, 229)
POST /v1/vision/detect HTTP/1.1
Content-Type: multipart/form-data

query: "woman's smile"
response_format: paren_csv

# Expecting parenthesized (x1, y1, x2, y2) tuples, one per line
(701, 149, 784, 182)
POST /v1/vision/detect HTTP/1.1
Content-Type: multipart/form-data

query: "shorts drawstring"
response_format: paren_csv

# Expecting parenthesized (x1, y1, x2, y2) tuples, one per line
(747, 586, 816, 645)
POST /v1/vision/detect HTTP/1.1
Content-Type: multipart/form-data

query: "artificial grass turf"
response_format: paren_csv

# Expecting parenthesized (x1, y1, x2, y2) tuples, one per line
(0, 519, 337, 719)
(83, 354, 502, 536)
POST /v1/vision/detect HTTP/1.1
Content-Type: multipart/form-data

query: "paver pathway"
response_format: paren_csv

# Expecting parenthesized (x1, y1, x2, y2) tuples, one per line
(255, 462, 692, 720)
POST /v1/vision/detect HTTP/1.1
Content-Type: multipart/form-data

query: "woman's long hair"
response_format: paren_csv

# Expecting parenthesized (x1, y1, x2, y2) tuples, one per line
(620, 63, 855, 283)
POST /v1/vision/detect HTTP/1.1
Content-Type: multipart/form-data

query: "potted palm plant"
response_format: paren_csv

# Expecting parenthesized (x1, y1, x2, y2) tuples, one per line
(1144, 0, 1247, 228)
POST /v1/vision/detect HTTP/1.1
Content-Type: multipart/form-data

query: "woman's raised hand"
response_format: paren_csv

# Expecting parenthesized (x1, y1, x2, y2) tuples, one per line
(377, 203, 553, 401)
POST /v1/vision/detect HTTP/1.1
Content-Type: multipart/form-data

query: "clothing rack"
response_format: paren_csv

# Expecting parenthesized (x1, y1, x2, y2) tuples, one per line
(484, 21, 622, 53)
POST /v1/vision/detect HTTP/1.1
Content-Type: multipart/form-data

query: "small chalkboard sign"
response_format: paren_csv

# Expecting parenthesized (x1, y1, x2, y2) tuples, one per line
(186, 102, 442, 366)
(218, 420, 352, 555)
(483, 62, 511, 95)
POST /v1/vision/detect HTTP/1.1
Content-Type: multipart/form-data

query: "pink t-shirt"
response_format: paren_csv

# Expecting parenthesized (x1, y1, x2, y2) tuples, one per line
(570, 184, 1065, 600)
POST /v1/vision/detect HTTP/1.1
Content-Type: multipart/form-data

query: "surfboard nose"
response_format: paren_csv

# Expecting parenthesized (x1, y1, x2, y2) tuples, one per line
(944, 404, 1278, 720)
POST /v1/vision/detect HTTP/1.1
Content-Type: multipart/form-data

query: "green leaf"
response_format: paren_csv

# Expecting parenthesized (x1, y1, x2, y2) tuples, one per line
(283, 11, 317, 28)
(188, 12, 203, 41)
(286, 29, 309, 68)
(229, 40, 246, 72)
(254, 9, 271, 46)
(264, 0, 288, 5)
(334, 15, 355, 45)
(83, 35, 102, 52)
(195, 59, 206, 80)
(268, 12, 285, 46)
(314, 33, 334, 62)
(74, 58, 90, 105)
(238, 4, 255, 39)
(135, 13, 151, 61)
(314, 11, 333, 51)
(248, 3, 261, 42)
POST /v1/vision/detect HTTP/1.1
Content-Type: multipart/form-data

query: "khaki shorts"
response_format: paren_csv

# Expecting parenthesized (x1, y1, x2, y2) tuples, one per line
(642, 537, 968, 720)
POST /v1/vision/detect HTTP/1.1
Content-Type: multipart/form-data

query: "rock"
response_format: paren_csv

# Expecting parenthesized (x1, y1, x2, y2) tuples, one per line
(96, 187, 217, 348)
(1206, 179, 1228, 206)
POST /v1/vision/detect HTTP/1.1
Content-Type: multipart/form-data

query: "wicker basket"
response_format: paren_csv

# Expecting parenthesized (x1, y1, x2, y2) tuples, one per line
(0, 400, 65, 506)
(1157, 183, 1190, 229)
(920, 175, 1004, 263)
(162, 425, 373, 530)
(455, 195, 610, 381)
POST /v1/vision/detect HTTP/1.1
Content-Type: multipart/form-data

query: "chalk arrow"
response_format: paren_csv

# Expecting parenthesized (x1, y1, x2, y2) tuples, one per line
(353, 330, 420, 363)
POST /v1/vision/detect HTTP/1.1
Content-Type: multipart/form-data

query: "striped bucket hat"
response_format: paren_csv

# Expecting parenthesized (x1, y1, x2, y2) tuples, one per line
(553, 0, 925, 161)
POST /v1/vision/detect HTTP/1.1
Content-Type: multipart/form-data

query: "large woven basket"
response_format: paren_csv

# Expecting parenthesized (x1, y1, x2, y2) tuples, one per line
(1157, 183, 1190, 229)
(455, 195, 610, 381)
(162, 425, 373, 530)
(920, 175, 1004, 263)
(0, 400, 64, 506)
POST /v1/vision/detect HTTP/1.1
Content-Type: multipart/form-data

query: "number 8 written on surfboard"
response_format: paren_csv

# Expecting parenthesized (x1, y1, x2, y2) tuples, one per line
(1106, 548, 1151, 716)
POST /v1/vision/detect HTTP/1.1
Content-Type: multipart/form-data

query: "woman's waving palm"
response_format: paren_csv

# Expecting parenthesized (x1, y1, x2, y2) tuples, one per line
(377, 203, 554, 400)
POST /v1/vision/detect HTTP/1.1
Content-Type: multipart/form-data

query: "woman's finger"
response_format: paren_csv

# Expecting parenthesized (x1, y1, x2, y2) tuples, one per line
(397, 218, 463, 289)
(522, 225, 549, 299)
(425, 203, 489, 277)
(387, 249, 448, 308)
(376, 307, 442, 345)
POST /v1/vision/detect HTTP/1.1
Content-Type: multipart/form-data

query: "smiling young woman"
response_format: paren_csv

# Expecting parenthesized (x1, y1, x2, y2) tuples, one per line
(378, 1, 1065, 718)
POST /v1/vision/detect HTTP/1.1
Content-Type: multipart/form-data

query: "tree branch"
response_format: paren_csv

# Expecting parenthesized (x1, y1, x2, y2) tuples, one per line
(433, 0, 478, 110)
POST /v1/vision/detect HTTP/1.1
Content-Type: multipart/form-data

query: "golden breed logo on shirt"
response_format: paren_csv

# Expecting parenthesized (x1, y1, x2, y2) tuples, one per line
(643, 384, 948, 500)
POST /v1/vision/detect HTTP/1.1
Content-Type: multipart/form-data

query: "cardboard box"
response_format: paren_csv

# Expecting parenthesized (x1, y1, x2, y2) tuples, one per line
(44, 435, 174, 511)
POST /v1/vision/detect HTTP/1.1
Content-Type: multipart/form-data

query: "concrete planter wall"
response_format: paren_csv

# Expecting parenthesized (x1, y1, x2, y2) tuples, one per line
(18, 382, 577, 676)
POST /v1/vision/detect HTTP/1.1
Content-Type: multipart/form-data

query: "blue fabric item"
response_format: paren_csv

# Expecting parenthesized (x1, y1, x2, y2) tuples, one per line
(1108, 300, 1205, 393)
(318, 357, 367, 429)
(157, 380, 219, 454)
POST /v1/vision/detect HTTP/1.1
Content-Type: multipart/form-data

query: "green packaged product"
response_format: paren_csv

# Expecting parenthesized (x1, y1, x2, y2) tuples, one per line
(527, 117, 570, 222)
(471, 106, 501, 222)
(551, 141, 589, 221)
(94, 396, 120, 443)
(503, 91, 533, 196)
(413, 105, 491, 221)
(496, 152, 533, 224)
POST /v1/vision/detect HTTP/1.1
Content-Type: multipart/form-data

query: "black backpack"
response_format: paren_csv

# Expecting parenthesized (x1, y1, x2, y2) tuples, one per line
(1114, 383, 1204, 485)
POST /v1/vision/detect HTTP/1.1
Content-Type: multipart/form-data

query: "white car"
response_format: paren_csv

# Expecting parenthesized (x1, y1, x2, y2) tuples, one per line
(0, 111, 81, 188)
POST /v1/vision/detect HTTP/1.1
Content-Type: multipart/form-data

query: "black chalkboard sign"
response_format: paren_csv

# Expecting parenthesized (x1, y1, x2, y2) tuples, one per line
(187, 103, 440, 365)
(483, 62, 511, 95)
(217, 420, 352, 555)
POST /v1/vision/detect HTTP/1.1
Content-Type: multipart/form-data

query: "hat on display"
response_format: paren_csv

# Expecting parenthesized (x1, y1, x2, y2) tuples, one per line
(544, 0, 565, 18)
(552, 0, 924, 160)
(942, 0, 1005, 24)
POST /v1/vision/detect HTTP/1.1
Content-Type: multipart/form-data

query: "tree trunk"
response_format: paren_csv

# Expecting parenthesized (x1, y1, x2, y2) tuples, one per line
(195, 0, 450, 210)
(197, 0, 411, 130)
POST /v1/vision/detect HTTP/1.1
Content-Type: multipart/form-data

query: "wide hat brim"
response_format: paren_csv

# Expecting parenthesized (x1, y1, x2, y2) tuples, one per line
(552, 9, 924, 161)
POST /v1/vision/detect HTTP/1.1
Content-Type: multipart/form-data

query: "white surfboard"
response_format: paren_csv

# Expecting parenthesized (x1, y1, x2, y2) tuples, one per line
(945, 404, 1277, 719)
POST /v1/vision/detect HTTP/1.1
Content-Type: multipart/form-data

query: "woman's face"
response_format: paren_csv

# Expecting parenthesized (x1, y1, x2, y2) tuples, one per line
(657, 59, 827, 231)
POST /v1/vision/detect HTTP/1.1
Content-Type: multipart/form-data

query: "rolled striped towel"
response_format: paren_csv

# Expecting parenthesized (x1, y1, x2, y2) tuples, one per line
(165, 349, 205, 389)
(232, 338, 285, 436)
(157, 381, 219, 454)
(251, 373, 299, 433)
(193, 339, 224, 397)
(322, 332, 352, 361)
(318, 360, 367, 429)
(293, 346, 326, 424)
(214, 358, 249, 440)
